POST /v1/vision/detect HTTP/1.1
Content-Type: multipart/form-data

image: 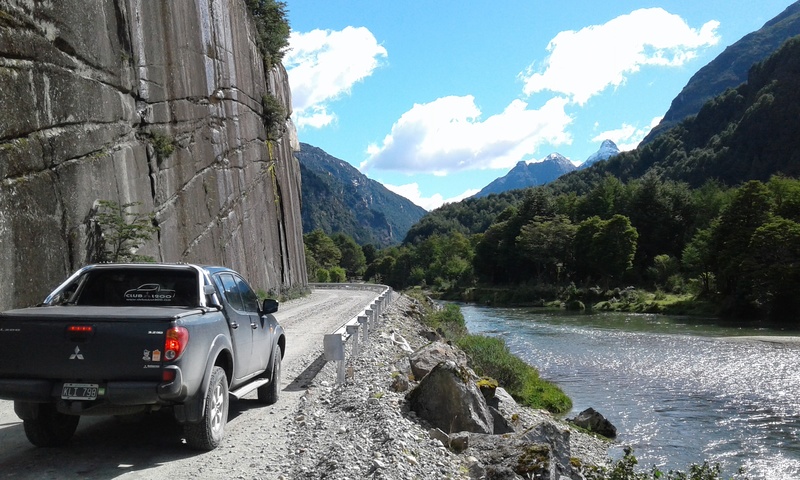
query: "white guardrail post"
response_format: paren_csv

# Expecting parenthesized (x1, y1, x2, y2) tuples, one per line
(314, 283, 393, 386)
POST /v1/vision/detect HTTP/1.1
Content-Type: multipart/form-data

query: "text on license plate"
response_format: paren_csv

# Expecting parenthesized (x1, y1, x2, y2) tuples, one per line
(61, 383, 99, 400)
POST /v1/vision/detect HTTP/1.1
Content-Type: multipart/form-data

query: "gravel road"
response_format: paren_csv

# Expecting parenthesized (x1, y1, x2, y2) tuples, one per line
(0, 287, 380, 480)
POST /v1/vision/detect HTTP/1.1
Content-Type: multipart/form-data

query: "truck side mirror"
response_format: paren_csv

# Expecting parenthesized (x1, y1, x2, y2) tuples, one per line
(203, 284, 222, 309)
(261, 298, 279, 314)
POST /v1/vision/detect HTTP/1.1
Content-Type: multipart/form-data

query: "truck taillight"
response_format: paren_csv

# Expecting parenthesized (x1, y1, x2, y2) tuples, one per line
(164, 326, 189, 361)
(67, 325, 93, 333)
(66, 324, 94, 341)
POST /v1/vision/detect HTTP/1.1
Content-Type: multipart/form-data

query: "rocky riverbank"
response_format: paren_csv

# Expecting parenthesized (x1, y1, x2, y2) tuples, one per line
(284, 294, 610, 479)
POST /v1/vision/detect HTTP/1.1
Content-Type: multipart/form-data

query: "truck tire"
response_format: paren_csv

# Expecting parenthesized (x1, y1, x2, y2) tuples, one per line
(257, 347, 281, 404)
(23, 404, 80, 447)
(184, 366, 228, 450)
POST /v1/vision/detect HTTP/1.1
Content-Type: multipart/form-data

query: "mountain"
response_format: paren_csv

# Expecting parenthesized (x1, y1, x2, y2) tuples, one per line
(297, 143, 427, 247)
(579, 140, 620, 169)
(552, 35, 800, 193)
(642, 1, 800, 143)
(473, 153, 576, 198)
(407, 34, 800, 246)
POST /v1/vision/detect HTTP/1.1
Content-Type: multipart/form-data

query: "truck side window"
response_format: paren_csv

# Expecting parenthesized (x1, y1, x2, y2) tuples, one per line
(235, 276, 259, 313)
(218, 274, 244, 311)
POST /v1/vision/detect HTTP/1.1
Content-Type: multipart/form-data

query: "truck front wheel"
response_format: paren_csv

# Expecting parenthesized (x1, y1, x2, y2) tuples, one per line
(23, 404, 80, 447)
(184, 366, 229, 450)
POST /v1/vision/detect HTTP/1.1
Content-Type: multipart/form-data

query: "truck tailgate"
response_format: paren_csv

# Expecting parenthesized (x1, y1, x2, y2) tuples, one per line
(0, 306, 201, 381)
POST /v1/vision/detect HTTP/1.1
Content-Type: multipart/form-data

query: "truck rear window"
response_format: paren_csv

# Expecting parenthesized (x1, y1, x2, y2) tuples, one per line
(74, 269, 200, 307)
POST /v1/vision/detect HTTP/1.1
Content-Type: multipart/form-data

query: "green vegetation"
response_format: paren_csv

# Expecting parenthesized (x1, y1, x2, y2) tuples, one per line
(583, 448, 748, 480)
(304, 229, 367, 282)
(244, 0, 290, 68)
(261, 93, 286, 140)
(362, 173, 800, 324)
(457, 334, 572, 413)
(93, 200, 159, 263)
(149, 133, 175, 160)
(407, 292, 571, 414)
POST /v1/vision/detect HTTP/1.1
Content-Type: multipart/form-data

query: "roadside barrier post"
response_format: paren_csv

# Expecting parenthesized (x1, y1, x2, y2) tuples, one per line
(363, 309, 373, 342)
(348, 323, 361, 358)
(323, 333, 346, 385)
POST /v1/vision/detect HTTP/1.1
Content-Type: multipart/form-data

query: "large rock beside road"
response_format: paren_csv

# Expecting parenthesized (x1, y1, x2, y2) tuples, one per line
(408, 340, 468, 380)
(406, 360, 494, 434)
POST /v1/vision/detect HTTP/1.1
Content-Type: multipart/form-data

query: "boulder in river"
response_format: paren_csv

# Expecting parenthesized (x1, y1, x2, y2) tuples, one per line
(569, 407, 617, 438)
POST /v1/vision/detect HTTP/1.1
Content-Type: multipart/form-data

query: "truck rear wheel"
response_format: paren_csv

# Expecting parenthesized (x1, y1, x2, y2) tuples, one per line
(23, 404, 80, 447)
(184, 366, 229, 450)
(257, 347, 281, 404)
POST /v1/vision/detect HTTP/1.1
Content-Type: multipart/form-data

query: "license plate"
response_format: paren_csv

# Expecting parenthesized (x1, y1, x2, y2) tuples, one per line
(61, 383, 99, 400)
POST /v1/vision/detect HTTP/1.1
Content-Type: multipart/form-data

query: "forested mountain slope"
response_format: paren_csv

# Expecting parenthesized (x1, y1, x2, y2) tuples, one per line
(297, 143, 427, 247)
(551, 35, 800, 195)
(643, 1, 800, 142)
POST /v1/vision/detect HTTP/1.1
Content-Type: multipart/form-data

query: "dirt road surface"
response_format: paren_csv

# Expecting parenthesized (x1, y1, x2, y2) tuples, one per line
(0, 287, 381, 479)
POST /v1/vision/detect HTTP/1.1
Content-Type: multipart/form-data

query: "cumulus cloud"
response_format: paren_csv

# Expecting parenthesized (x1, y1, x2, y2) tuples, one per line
(521, 8, 720, 105)
(592, 116, 662, 151)
(361, 96, 573, 174)
(384, 182, 480, 211)
(285, 27, 387, 128)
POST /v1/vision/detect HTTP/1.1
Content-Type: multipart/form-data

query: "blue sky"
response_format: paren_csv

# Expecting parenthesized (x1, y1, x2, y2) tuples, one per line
(285, 1, 794, 210)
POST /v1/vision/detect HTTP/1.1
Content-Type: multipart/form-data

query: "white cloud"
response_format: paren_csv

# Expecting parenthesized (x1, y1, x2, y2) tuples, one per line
(285, 27, 387, 129)
(592, 116, 662, 152)
(384, 182, 480, 211)
(521, 8, 720, 105)
(361, 95, 572, 174)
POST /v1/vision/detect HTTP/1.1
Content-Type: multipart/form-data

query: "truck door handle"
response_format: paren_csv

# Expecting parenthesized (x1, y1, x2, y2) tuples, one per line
(230, 321, 239, 329)
(250, 323, 258, 330)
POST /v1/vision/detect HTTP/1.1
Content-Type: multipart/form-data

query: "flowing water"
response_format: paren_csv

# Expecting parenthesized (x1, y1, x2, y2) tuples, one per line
(460, 304, 800, 479)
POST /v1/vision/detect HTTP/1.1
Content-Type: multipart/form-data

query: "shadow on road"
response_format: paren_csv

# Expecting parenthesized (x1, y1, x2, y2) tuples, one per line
(0, 410, 200, 479)
(284, 353, 328, 392)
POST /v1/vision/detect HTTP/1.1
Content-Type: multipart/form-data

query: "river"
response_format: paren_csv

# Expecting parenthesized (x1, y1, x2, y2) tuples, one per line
(460, 304, 800, 479)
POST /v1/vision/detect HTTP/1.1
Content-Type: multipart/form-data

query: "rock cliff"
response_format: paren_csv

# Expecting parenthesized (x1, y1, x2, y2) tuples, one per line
(0, 0, 307, 310)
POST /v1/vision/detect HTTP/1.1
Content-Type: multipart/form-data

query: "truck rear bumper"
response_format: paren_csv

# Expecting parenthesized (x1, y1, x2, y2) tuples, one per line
(0, 377, 184, 407)
(0, 379, 52, 402)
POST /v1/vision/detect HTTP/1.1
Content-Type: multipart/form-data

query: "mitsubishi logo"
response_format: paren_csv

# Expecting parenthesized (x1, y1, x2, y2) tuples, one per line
(69, 346, 84, 360)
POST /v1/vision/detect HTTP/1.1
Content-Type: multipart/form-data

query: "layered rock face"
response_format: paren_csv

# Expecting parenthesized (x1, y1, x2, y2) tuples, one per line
(0, 0, 307, 309)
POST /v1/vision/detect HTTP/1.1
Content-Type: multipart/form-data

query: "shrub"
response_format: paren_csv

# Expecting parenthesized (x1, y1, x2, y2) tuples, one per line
(93, 200, 158, 263)
(423, 303, 468, 339)
(329, 266, 346, 283)
(582, 447, 748, 480)
(565, 299, 585, 311)
(245, 0, 290, 68)
(316, 269, 330, 283)
(261, 93, 286, 140)
(150, 133, 174, 160)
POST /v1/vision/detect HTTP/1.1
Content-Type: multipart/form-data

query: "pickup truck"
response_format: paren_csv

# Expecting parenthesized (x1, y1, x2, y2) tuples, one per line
(0, 263, 286, 450)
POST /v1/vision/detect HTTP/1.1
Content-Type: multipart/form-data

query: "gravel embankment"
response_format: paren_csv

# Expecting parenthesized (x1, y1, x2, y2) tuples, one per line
(284, 294, 609, 479)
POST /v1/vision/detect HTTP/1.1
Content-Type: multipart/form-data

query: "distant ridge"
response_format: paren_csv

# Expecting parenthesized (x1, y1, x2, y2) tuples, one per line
(296, 143, 427, 247)
(472, 153, 576, 198)
(471, 139, 620, 198)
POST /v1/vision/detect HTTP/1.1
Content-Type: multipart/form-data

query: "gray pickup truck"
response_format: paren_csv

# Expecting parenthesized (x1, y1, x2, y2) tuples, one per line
(0, 263, 286, 450)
